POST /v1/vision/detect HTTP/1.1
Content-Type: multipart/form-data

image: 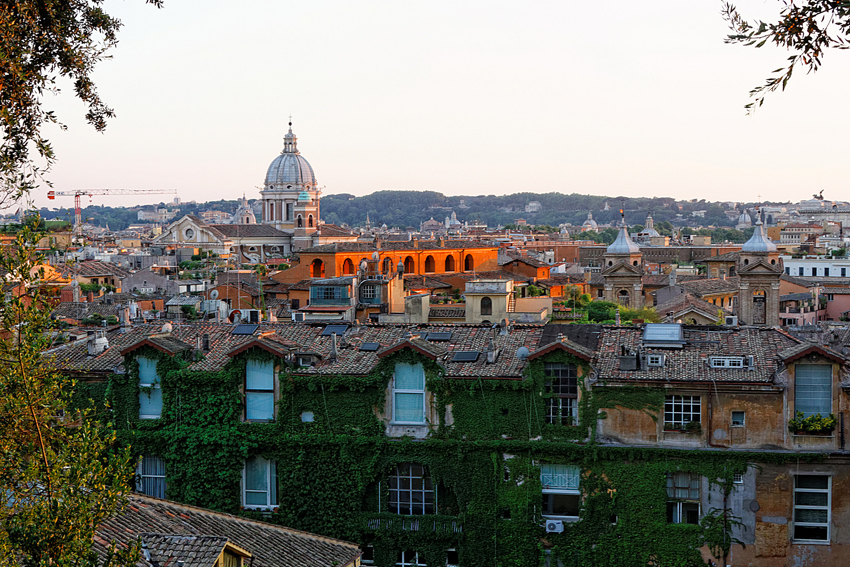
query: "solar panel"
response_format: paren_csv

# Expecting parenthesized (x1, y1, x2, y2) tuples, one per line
(321, 324, 349, 337)
(359, 342, 380, 352)
(426, 332, 452, 341)
(231, 324, 258, 335)
(452, 351, 479, 362)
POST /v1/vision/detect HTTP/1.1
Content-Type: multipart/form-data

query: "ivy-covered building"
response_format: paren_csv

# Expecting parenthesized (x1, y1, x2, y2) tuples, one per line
(55, 321, 850, 567)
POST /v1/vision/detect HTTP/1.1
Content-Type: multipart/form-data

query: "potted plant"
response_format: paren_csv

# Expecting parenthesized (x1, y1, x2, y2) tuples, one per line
(788, 412, 836, 435)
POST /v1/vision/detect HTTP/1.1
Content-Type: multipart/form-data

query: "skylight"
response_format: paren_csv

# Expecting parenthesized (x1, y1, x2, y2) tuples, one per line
(426, 332, 452, 342)
(642, 324, 685, 348)
(321, 324, 349, 337)
(451, 351, 480, 362)
(231, 324, 258, 335)
(359, 342, 380, 352)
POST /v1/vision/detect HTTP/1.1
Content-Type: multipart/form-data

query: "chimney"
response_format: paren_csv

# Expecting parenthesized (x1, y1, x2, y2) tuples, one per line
(73, 283, 81, 303)
(202, 333, 210, 352)
(439, 236, 445, 248)
(329, 332, 339, 361)
(376, 240, 382, 250)
(413, 239, 419, 249)
(86, 330, 108, 356)
(486, 338, 499, 364)
(615, 308, 621, 326)
(87, 291, 94, 303)
(668, 271, 677, 287)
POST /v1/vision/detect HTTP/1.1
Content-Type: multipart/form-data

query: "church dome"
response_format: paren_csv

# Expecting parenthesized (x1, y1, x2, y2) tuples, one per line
(582, 212, 598, 230)
(264, 124, 316, 190)
(737, 210, 752, 226)
(741, 221, 777, 253)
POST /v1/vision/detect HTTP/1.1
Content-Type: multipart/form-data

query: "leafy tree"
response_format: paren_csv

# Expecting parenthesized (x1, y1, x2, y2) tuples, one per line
(723, 1, 850, 112)
(0, 223, 137, 565)
(588, 301, 618, 323)
(0, 0, 162, 205)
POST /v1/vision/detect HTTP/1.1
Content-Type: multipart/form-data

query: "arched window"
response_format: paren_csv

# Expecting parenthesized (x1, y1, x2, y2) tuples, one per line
(308, 215, 314, 228)
(481, 296, 492, 316)
(383, 257, 393, 274)
(464, 254, 474, 271)
(445, 255, 455, 272)
(297, 215, 303, 228)
(404, 256, 415, 274)
(618, 289, 630, 307)
(342, 258, 354, 275)
(311, 259, 324, 278)
(424, 255, 435, 273)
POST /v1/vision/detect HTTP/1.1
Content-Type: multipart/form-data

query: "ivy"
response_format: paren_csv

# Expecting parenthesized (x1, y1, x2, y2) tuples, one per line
(71, 344, 826, 567)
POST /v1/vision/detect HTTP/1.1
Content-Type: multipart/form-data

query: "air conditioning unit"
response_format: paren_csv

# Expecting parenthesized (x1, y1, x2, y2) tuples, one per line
(292, 312, 305, 322)
(724, 316, 738, 326)
(545, 520, 564, 533)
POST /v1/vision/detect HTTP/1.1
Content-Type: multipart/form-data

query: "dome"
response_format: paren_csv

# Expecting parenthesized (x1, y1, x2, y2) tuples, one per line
(737, 210, 752, 225)
(297, 191, 311, 202)
(582, 212, 598, 230)
(741, 221, 777, 253)
(606, 225, 641, 255)
(264, 124, 316, 189)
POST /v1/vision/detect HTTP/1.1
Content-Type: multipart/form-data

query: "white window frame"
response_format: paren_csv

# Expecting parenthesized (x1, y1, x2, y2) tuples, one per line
(245, 359, 275, 422)
(396, 551, 426, 567)
(733, 472, 744, 484)
(242, 456, 278, 510)
(540, 464, 581, 521)
(136, 455, 166, 499)
(710, 356, 744, 368)
(666, 472, 701, 524)
(138, 356, 162, 420)
(793, 474, 831, 543)
(388, 463, 435, 515)
(544, 363, 578, 426)
(647, 354, 665, 367)
(664, 395, 701, 429)
(392, 363, 426, 425)
(361, 284, 378, 299)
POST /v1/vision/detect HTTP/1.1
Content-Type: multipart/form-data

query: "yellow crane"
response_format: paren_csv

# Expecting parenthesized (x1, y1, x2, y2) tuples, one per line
(47, 188, 178, 234)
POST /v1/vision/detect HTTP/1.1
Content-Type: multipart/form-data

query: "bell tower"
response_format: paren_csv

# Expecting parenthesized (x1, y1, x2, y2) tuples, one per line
(736, 214, 783, 326)
(601, 209, 644, 308)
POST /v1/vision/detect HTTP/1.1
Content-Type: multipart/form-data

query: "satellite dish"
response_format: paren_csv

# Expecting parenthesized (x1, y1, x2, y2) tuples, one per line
(372, 251, 380, 261)
(161, 322, 173, 333)
(210, 289, 220, 300)
(516, 347, 529, 360)
(100, 286, 107, 293)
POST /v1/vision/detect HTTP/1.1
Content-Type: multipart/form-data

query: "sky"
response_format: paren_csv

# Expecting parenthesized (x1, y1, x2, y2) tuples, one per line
(28, 1, 850, 210)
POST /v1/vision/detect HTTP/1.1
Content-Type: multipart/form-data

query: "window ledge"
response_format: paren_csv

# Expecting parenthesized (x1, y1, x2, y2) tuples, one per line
(791, 539, 830, 546)
(542, 515, 579, 523)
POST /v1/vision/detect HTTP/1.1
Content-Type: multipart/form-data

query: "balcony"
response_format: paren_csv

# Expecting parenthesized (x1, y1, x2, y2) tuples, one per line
(362, 513, 462, 534)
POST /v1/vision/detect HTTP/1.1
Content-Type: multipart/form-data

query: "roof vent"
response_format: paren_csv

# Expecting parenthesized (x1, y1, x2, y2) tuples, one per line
(87, 330, 109, 356)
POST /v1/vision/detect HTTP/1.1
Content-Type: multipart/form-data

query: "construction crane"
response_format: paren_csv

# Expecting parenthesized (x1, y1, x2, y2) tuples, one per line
(47, 189, 178, 234)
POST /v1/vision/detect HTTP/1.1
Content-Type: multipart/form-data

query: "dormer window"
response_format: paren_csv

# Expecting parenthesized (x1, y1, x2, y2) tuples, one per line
(710, 356, 746, 368)
(138, 357, 162, 419)
(392, 362, 426, 424)
(647, 354, 665, 367)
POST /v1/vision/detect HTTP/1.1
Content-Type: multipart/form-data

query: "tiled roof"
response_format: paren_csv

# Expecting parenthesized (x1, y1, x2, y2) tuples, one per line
(53, 322, 545, 379)
(823, 287, 850, 295)
(780, 292, 814, 302)
(499, 254, 548, 268)
(655, 293, 721, 321)
(429, 306, 466, 318)
(140, 533, 230, 567)
(678, 277, 739, 297)
(702, 251, 740, 262)
(594, 326, 799, 383)
(95, 494, 360, 567)
(51, 302, 121, 321)
(403, 275, 452, 289)
(317, 223, 355, 237)
(120, 334, 194, 356)
(214, 225, 290, 238)
(778, 342, 847, 364)
(59, 260, 131, 279)
(166, 295, 202, 306)
(538, 324, 601, 351)
(780, 274, 821, 288)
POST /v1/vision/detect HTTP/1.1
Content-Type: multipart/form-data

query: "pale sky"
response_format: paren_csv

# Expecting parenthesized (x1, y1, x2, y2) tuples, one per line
(30, 1, 850, 210)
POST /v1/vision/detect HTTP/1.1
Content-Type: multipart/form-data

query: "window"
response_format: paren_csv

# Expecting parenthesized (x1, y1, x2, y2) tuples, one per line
(843, 268, 847, 277)
(731, 411, 745, 427)
(246, 359, 275, 421)
(393, 362, 426, 424)
(361, 285, 378, 299)
(733, 472, 744, 484)
(301, 411, 314, 422)
(243, 456, 277, 509)
(544, 363, 577, 426)
(786, 267, 791, 275)
(799, 267, 804, 276)
(136, 455, 166, 499)
(388, 463, 435, 515)
(812, 267, 817, 277)
(541, 464, 581, 519)
(666, 472, 700, 524)
(138, 357, 162, 419)
(664, 395, 701, 429)
(710, 356, 744, 368)
(795, 364, 832, 418)
(647, 354, 665, 367)
(480, 296, 492, 316)
(291, 298, 300, 309)
(396, 551, 426, 567)
(824, 268, 830, 277)
(793, 475, 831, 542)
